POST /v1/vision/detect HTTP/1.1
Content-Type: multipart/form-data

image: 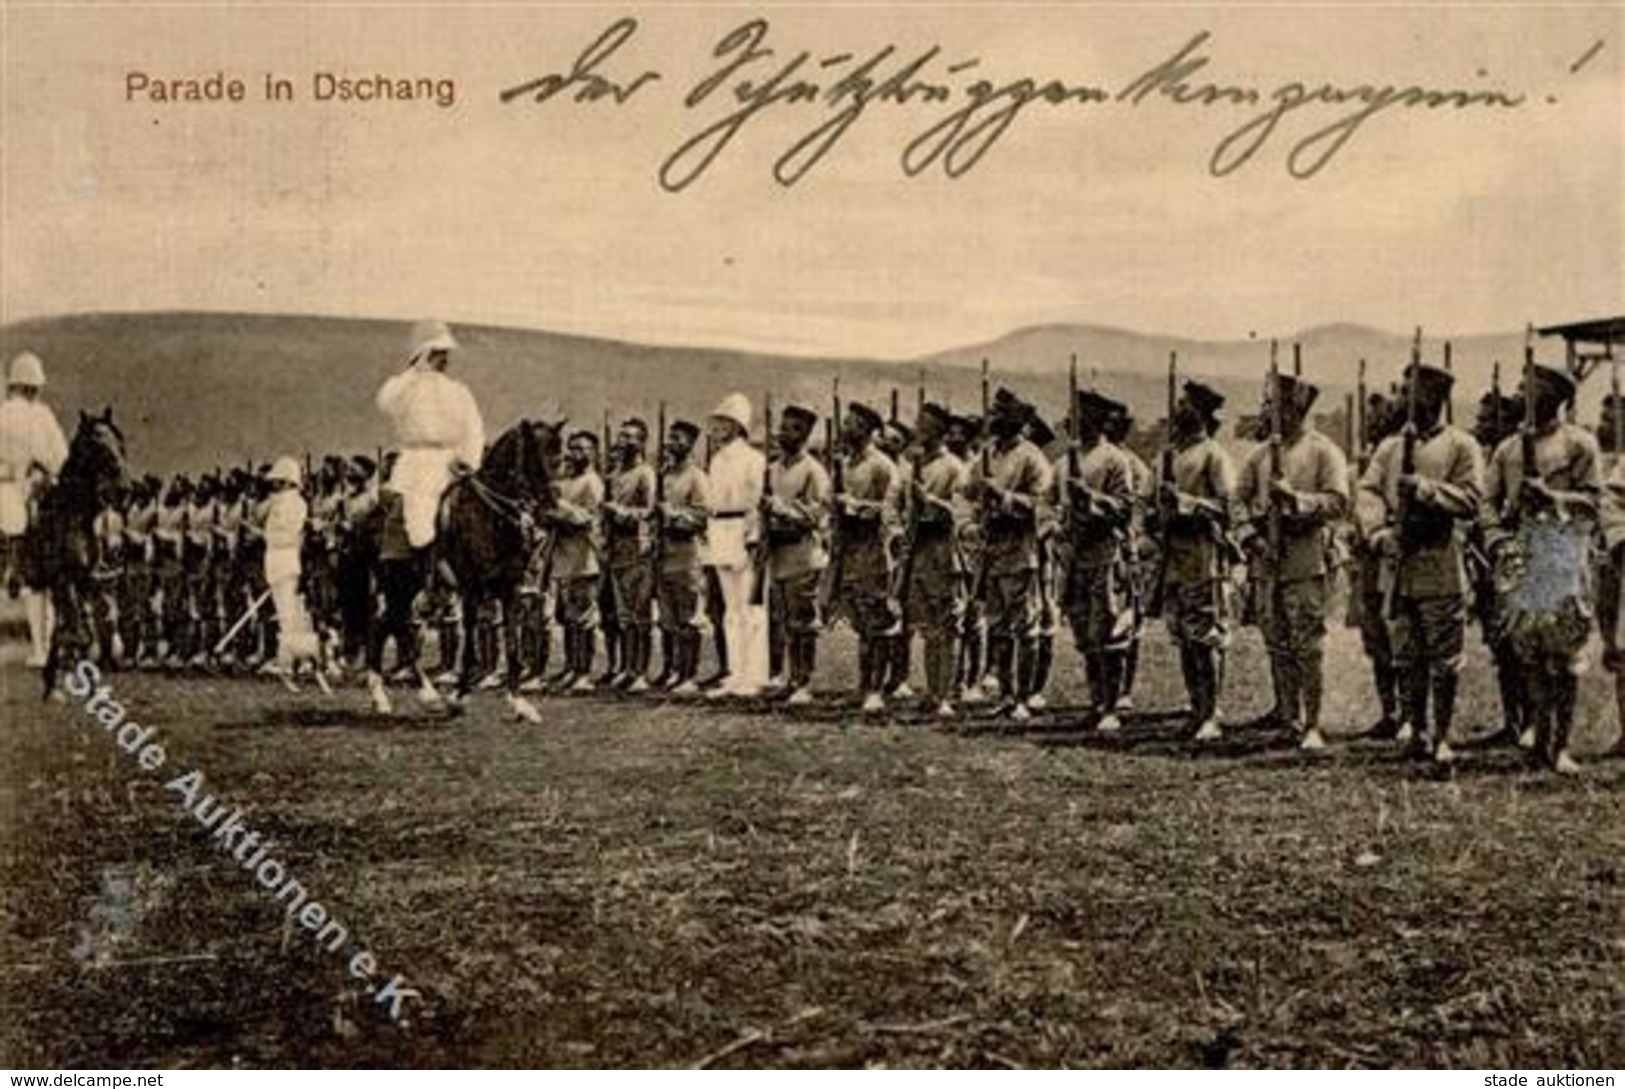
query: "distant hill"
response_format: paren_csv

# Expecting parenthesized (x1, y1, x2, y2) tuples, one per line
(0, 311, 1587, 473)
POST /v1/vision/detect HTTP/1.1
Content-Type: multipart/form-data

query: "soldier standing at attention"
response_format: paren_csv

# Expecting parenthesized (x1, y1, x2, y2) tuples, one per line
(603, 418, 658, 691)
(121, 476, 159, 668)
(1025, 413, 1061, 710)
(832, 402, 896, 713)
(1238, 371, 1350, 749)
(153, 476, 190, 667)
(0, 352, 69, 668)
(898, 403, 971, 718)
(1053, 391, 1135, 731)
(91, 483, 127, 670)
(1358, 362, 1484, 763)
(970, 390, 1053, 721)
(1104, 405, 1154, 713)
(1152, 381, 1238, 742)
(261, 456, 328, 693)
(1483, 363, 1598, 774)
(761, 405, 831, 706)
(703, 394, 769, 698)
(184, 473, 219, 668)
(945, 413, 988, 703)
(653, 420, 711, 695)
(1468, 386, 1524, 746)
(1347, 390, 1405, 737)
(545, 430, 607, 693)
(877, 419, 916, 698)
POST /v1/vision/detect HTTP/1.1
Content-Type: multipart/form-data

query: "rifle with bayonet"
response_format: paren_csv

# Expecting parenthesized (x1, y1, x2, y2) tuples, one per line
(816, 378, 845, 620)
(750, 395, 774, 607)
(892, 371, 929, 607)
(647, 402, 666, 582)
(1383, 328, 1423, 619)
(1148, 350, 1178, 616)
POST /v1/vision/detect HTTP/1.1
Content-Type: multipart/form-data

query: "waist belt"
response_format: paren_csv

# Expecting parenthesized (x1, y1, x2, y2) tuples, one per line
(713, 510, 749, 520)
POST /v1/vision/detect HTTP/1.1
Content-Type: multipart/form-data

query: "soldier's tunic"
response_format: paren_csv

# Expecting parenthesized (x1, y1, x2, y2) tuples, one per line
(606, 460, 658, 628)
(656, 461, 711, 636)
(1483, 422, 1601, 670)
(1052, 440, 1134, 650)
(1356, 423, 1484, 730)
(121, 497, 156, 659)
(1238, 427, 1350, 725)
(833, 447, 895, 638)
(91, 507, 125, 662)
(1160, 436, 1238, 649)
(972, 438, 1053, 641)
(550, 469, 605, 630)
(154, 497, 188, 654)
(767, 450, 833, 640)
(901, 449, 970, 630)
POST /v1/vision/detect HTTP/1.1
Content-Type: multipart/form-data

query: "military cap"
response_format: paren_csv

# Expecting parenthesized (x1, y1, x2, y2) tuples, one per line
(990, 387, 1031, 420)
(845, 401, 883, 434)
(783, 404, 820, 431)
(884, 419, 914, 444)
(1402, 363, 1455, 404)
(1075, 389, 1122, 426)
(350, 454, 377, 475)
(917, 402, 953, 430)
(1523, 363, 1576, 409)
(1027, 414, 1057, 448)
(669, 419, 701, 443)
(1185, 381, 1225, 419)
(621, 417, 649, 438)
(567, 429, 600, 448)
(954, 413, 983, 435)
(1271, 372, 1320, 414)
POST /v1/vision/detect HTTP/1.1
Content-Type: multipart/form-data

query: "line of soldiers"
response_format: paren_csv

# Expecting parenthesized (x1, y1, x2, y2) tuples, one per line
(66, 350, 1624, 776)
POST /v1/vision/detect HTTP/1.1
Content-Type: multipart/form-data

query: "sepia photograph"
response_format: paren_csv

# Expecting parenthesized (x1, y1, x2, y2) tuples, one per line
(1, 0, 1621, 1073)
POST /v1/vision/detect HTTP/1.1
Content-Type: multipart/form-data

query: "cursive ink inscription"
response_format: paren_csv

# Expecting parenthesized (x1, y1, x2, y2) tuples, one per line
(499, 18, 1546, 190)
(499, 17, 661, 105)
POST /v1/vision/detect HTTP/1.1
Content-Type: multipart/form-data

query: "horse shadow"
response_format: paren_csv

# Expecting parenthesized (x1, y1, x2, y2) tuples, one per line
(217, 704, 454, 732)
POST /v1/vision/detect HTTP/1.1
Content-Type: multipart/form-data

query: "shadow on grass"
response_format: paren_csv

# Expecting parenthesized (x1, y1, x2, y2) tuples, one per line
(216, 704, 456, 731)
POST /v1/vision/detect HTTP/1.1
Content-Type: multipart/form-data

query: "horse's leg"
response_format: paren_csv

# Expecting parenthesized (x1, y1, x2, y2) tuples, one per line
(454, 587, 480, 705)
(411, 557, 442, 706)
(363, 561, 394, 715)
(503, 586, 541, 723)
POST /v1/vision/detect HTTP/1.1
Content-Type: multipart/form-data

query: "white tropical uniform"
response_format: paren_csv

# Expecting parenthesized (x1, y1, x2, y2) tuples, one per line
(263, 476, 320, 665)
(0, 357, 69, 664)
(705, 396, 769, 694)
(375, 354, 485, 550)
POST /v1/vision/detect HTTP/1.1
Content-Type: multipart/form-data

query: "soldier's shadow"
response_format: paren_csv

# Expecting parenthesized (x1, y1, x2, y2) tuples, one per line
(218, 705, 452, 731)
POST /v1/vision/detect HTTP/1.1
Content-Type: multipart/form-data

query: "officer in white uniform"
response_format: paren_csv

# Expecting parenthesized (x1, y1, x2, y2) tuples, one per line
(374, 321, 485, 550)
(0, 351, 69, 666)
(705, 394, 769, 697)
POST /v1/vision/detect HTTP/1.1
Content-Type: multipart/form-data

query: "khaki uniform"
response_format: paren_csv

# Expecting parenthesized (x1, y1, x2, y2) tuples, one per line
(767, 450, 832, 690)
(1052, 440, 1134, 713)
(656, 460, 710, 685)
(1239, 427, 1350, 730)
(899, 447, 970, 702)
(1357, 423, 1484, 745)
(971, 438, 1053, 702)
(549, 469, 605, 636)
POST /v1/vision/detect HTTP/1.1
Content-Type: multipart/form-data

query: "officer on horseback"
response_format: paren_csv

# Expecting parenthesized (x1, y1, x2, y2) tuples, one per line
(375, 320, 486, 555)
(0, 351, 69, 668)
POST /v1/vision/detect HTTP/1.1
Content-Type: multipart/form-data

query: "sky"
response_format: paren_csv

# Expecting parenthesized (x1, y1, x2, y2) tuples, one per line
(2, 2, 1621, 359)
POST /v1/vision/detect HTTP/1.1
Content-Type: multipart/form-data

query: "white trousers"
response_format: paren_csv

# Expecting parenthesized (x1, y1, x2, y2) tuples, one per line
(715, 563, 768, 692)
(388, 447, 455, 549)
(270, 576, 319, 664)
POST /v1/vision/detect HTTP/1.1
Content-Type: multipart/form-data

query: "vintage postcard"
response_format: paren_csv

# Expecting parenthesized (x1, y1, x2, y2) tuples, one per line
(1, 1, 1620, 1073)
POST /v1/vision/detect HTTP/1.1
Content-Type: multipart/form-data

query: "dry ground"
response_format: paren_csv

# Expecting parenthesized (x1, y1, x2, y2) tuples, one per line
(1, 623, 1621, 1069)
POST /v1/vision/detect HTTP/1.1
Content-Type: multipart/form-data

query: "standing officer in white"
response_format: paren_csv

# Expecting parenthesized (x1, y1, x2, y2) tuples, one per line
(374, 321, 485, 553)
(0, 351, 69, 667)
(705, 393, 769, 697)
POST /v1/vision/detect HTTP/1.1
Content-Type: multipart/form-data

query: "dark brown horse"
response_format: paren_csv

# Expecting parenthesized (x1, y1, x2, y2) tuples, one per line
(37, 409, 128, 697)
(364, 419, 560, 719)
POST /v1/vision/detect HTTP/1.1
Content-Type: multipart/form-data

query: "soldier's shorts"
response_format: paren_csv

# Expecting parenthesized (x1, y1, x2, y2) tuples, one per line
(1355, 586, 1390, 659)
(555, 575, 600, 630)
(836, 577, 893, 639)
(1063, 560, 1132, 652)
(774, 569, 824, 637)
(609, 562, 655, 628)
(904, 544, 965, 631)
(657, 565, 703, 634)
(1387, 593, 1467, 676)
(1261, 576, 1328, 656)
(1166, 579, 1230, 649)
(984, 569, 1039, 641)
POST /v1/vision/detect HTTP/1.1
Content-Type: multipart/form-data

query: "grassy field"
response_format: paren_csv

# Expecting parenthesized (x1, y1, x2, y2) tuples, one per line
(1, 623, 1621, 1069)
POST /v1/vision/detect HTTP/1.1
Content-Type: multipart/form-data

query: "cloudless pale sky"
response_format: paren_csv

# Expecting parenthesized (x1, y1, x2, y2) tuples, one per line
(3, 3, 1620, 357)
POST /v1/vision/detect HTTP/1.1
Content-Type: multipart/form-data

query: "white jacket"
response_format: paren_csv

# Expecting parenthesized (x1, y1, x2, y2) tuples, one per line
(0, 396, 68, 535)
(704, 437, 765, 569)
(375, 366, 485, 470)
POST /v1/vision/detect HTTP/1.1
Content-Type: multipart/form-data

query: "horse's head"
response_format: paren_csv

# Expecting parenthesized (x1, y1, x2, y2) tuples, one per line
(524, 419, 564, 504)
(73, 407, 128, 503)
